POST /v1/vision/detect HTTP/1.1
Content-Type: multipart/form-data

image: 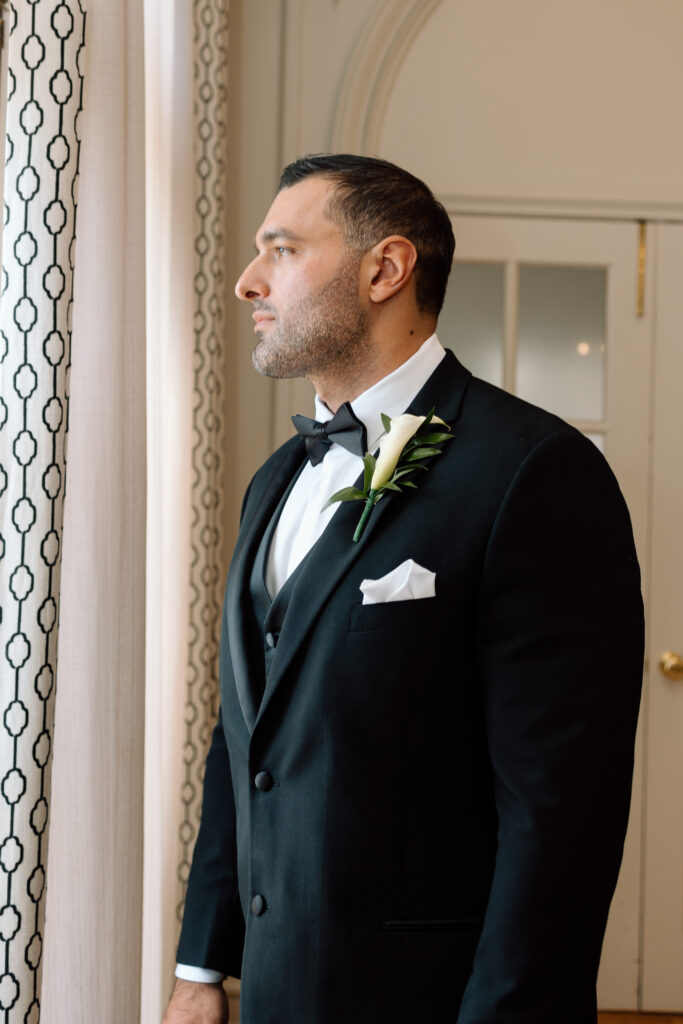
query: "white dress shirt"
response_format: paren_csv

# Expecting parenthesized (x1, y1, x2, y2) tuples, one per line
(176, 333, 446, 984)
(266, 332, 445, 595)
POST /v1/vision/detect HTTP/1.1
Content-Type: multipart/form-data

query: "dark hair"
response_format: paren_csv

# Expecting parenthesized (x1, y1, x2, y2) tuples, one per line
(278, 154, 455, 317)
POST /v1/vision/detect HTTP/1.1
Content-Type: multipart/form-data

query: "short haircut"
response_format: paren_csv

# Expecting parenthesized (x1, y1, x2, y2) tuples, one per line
(278, 154, 455, 317)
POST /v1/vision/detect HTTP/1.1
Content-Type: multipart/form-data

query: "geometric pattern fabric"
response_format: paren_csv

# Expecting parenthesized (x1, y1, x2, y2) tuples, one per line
(0, 2, 85, 1019)
(176, 0, 229, 925)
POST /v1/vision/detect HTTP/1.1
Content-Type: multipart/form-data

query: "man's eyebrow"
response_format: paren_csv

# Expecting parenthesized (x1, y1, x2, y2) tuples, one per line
(254, 228, 303, 251)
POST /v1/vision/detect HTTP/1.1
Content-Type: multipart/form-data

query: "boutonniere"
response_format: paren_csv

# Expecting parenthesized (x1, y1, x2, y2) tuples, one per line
(323, 408, 454, 543)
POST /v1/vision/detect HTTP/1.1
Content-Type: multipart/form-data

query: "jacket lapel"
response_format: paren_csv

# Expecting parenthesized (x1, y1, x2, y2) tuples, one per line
(254, 350, 472, 729)
(226, 436, 306, 731)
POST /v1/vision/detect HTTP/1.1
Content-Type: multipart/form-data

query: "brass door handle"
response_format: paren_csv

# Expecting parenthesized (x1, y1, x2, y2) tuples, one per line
(659, 651, 683, 680)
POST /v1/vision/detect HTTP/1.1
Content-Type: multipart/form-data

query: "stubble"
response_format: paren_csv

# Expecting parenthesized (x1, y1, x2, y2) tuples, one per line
(251, 257, 371, 382)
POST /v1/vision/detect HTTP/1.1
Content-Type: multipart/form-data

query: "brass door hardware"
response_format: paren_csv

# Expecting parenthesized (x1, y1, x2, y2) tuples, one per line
(636, 221, 646, 318)
(659, 651, 683, 680)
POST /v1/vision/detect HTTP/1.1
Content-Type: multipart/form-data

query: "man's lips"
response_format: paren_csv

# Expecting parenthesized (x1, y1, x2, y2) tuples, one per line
(252, 311, 275, 327)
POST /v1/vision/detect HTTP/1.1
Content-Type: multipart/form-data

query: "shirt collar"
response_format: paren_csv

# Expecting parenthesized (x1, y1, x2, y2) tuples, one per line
(313, 333, 446, 452)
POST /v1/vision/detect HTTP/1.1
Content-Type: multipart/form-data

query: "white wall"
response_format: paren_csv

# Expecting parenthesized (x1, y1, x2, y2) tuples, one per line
(225, 0, 683, 509)
(378, 0, 683, 205)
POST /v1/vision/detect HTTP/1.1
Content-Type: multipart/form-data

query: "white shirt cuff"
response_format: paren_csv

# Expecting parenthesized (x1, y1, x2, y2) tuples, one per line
(175, 963, 224, 984)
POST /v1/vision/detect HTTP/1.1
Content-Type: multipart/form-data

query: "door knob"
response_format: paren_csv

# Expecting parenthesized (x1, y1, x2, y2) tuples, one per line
(659, 651, 683, 680)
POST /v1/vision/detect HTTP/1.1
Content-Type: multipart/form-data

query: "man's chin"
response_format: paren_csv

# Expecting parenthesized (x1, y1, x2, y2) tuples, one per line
(251, 346, 302, 380)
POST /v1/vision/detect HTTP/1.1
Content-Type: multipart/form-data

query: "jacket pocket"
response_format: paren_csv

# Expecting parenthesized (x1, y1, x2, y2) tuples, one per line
(348, 596, 447, 633)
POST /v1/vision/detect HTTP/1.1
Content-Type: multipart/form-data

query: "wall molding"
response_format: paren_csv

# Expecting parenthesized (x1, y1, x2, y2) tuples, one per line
(330, 0, 444, 153)
(442, 193, 683, 224)
(330, 0, 683, 224)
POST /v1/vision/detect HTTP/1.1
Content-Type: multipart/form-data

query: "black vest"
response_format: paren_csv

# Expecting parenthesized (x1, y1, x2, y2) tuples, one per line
(247, 471, 308, 709)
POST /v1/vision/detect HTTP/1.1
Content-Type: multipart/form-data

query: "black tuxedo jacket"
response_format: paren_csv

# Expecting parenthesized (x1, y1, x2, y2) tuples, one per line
(177, 351, 644, 1023)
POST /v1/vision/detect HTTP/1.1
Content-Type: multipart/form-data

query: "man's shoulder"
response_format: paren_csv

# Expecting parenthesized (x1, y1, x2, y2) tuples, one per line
(256, 433, 303, 475)
(447, 370, 612, 498)
(240, 434, 303, 511)
(421, 349, 581, 461)
(463, 373, 573, 444)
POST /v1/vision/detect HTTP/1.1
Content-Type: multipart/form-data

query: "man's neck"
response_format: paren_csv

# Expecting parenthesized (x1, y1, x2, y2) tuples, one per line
(313, 324, 435, 412)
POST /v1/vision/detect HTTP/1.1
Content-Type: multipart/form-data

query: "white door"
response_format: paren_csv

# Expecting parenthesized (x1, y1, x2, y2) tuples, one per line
(438, 214, 655, 1009)
(642, 223, 683, 1011)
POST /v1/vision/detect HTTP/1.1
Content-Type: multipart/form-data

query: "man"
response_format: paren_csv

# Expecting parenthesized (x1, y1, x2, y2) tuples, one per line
(164, 155, 644, 1023)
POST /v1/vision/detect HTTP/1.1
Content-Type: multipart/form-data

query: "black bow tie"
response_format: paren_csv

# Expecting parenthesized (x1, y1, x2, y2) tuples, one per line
(291, 401, 368, 466)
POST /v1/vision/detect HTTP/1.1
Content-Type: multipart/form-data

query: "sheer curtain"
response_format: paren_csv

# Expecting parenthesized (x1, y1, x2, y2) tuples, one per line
(143, 1, 229, 1019)
(36, 0, 229, 1021)
(0, 1, 229, 1016)
(142, 0, 200, 1016)
(40, 1, 147, 1020)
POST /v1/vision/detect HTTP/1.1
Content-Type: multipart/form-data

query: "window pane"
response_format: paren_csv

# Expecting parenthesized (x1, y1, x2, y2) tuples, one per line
(440, 261, 504, 386)
(517, 265, 606, 420)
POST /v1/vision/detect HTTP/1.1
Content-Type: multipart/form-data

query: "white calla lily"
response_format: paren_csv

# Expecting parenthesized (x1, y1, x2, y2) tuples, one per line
(371, 414, 427, 489)
(323, 407, 452, 543)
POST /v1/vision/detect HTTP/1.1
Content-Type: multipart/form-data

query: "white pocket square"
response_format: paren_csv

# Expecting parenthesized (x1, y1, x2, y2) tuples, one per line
(360, 559, 436, 605)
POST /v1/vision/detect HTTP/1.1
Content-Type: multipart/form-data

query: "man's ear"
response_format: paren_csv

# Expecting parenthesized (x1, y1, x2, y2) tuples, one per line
(364, 236, 417, 304)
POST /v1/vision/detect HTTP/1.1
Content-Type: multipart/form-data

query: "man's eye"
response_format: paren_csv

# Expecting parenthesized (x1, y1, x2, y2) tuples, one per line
(276, 246, 293, 256)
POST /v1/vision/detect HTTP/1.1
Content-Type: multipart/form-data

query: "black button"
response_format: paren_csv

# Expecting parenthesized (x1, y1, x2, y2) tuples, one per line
(251, 894, 266, 916)
(255, 771, 273, 792)
(265, 632, 277, 648)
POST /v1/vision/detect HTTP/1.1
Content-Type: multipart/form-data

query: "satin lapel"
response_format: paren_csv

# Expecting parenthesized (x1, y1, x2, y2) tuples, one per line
(255, 350, 472, 728)
(226, 437, 306, 732)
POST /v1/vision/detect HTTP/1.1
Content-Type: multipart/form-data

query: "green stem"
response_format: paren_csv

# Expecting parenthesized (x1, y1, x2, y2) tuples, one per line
(353, 491, 377, 543)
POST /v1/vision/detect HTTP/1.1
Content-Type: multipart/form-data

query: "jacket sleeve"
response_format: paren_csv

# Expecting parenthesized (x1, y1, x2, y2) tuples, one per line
(176, 706, 245, 977)
(457, 430, 644, 1023)
(175, 480, 259, 975)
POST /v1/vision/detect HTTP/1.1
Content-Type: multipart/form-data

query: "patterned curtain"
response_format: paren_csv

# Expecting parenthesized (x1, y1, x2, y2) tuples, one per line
(176, 0, 229, 923)
(0, 2, 85, 1020)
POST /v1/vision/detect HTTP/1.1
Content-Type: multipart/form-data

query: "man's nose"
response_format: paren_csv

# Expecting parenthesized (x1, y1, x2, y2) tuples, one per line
(235, 259, 268, 301)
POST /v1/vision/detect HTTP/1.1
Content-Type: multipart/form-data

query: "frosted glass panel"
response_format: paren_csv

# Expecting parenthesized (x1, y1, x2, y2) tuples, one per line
(517, 266, 606, 420)
(440, 261, 503, 386)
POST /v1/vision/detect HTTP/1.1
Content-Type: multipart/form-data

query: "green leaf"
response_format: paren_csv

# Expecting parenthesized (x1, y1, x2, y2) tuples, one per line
(381, 481, 402, 492)
(401, 480, 418, 489)
(322, 486, 366, 509)
(405, 447, 441, 461)
(416, 431, 454, 444)
(381, 412, 392, 434)
(362, 452, 376, 492)
(391, 467, 418, 480)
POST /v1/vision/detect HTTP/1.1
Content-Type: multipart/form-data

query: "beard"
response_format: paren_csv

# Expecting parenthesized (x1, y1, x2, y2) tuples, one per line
(251, 257, 371, 380)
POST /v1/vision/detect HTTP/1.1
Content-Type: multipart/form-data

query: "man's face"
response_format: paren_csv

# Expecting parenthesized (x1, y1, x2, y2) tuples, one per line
(235, 177, 370, 380)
